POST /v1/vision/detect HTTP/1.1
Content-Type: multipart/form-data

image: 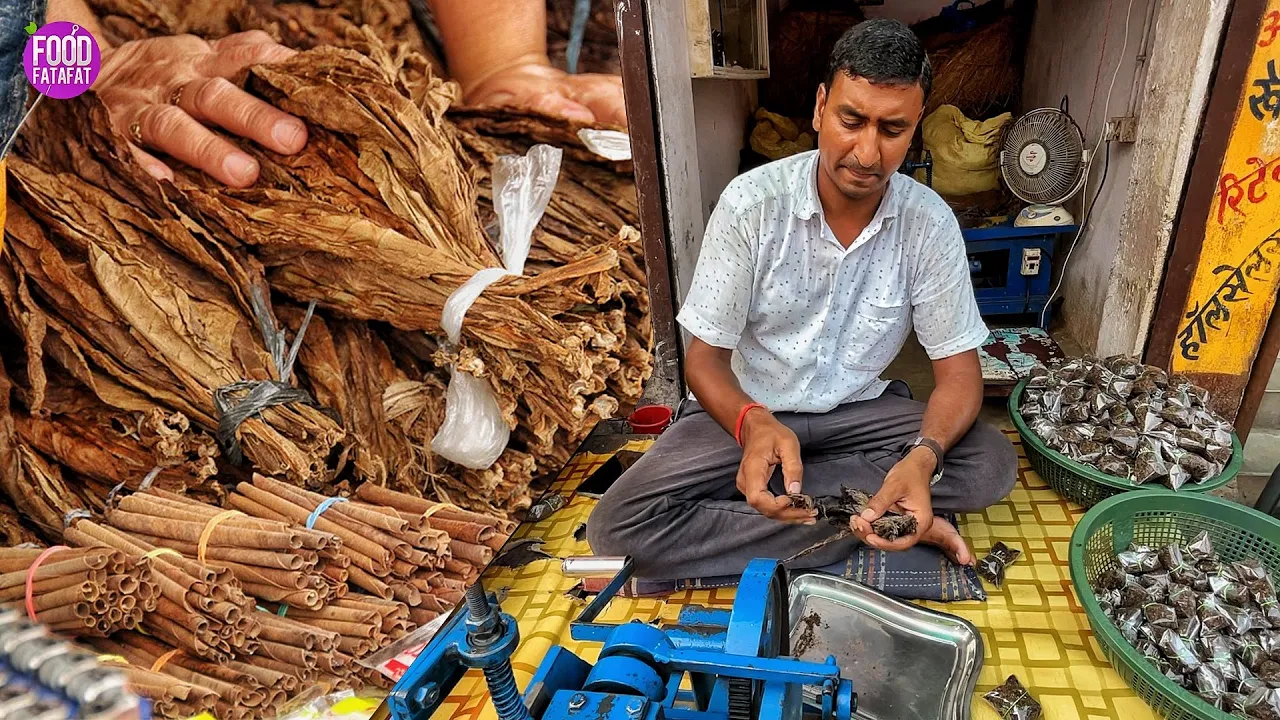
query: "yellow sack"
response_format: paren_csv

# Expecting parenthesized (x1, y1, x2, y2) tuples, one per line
(919, 105, 1012, 197)
(749, 107, 814, 161)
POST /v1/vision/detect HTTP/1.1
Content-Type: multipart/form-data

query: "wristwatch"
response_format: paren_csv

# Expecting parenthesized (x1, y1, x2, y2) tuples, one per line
(903, 437, 944, 486)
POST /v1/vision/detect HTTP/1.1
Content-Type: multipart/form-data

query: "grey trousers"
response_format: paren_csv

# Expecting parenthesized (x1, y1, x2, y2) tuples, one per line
(587, 382, 1018, 580)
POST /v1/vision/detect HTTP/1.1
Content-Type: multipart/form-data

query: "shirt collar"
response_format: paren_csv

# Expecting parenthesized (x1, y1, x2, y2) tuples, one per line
(793, 151, 902, 225)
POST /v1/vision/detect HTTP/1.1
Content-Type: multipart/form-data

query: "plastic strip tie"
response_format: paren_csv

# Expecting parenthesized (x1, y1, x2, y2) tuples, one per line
(306, 497, 348, 530)
(97, 655, 130, 666)
(25, 545, 69, 621)
(63, 509, 92, 528)
(430, 145, 562, 470)
(106, 466, 164, 509)
(213, 288, 330, 464)
(197, 511, 243, 565)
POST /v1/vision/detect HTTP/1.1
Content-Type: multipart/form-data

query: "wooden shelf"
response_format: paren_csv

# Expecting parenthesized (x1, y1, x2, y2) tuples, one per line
(686, 0, 770, 79)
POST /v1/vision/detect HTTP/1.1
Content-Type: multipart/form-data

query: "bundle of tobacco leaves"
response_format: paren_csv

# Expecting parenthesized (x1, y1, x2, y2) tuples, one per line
(13, 377, 223, 507)
(3, 13, 649, 516)
(2, 158, 346, 488)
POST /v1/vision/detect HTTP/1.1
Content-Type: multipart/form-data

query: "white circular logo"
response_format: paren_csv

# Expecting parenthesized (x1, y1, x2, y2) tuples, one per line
(1019, 142, 1048, 176)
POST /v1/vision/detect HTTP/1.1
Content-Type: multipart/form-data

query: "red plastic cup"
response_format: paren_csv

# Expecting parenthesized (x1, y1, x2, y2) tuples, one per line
(627, 404, 674, 434)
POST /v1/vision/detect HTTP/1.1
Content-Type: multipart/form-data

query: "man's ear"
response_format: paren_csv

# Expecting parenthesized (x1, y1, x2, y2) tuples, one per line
(813, 84, 827, 134)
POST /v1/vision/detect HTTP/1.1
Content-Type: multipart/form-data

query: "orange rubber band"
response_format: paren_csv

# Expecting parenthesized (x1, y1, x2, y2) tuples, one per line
(25, 545, 69, 621)
(196, 510, 242, 564)
(151, 648, 181, 673)
(734, 402, 768, 447)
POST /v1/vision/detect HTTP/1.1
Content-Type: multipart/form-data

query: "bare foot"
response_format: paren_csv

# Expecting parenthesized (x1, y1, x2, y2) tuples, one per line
(921, 517, 974, 566)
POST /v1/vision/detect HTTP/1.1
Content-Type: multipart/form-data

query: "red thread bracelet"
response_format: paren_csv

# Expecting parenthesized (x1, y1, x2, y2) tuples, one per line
(26, 545, 68, 621)
(734, 402, 768, 446)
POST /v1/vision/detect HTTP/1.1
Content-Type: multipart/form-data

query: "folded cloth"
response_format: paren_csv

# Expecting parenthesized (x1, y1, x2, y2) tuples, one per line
(810, 543, 986, 601)
(0, 0, 45, 152)
(580, 514, 986, 602)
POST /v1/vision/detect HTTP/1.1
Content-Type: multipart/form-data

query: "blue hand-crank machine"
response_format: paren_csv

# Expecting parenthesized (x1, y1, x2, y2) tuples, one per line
(382, 558, 856, 720)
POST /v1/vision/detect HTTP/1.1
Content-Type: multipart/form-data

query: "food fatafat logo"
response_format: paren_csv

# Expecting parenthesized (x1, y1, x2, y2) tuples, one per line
(22, 21, 101, 99)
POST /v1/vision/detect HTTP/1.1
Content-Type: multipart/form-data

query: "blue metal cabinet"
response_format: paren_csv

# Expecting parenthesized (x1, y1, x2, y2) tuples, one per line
(960, 221, 1078, 326)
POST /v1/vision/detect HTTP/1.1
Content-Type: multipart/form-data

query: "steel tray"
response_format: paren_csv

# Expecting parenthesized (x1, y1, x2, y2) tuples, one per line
(788, 572, 983, 720)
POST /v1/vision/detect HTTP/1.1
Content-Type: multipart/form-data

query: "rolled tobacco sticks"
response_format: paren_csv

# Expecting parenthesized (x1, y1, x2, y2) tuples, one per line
(0, 545, 154, 636)
(92, 634, 277, 720)
(108, 488, 342, 609)
(63, 520, 258, 661)
(224, 476, 460, 610)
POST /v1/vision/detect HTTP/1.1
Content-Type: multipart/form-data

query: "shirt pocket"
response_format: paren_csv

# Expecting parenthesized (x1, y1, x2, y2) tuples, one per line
(839, 297, 912, 371)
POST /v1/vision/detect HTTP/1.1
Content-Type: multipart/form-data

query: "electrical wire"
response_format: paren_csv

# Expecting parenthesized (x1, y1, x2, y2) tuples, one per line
(1038, 0, 1135, 328)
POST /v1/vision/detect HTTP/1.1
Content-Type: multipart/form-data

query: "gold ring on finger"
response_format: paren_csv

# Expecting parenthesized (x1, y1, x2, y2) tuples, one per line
(169, 84, 185, 107)
(129, 120, 144, 144)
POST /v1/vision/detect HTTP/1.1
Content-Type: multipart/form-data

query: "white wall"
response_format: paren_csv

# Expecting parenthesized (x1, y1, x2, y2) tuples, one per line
(1020, 0, 1156, 350)
(692, 79, 759, 224)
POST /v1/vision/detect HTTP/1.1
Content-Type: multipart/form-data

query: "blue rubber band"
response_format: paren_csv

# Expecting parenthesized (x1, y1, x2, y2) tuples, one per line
(306, 496, 348, 530)
(275, 496, 347, 619)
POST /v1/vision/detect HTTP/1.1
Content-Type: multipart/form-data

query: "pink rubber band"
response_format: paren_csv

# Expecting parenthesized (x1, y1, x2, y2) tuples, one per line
(25, 545, 69, 621)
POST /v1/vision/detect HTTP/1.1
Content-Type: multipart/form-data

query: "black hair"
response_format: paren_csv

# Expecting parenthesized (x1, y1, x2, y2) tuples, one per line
(825, 19, 932, 99)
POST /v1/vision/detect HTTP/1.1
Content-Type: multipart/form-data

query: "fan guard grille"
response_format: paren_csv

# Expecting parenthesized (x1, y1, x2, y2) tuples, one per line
(1000, 108, 1087, 205)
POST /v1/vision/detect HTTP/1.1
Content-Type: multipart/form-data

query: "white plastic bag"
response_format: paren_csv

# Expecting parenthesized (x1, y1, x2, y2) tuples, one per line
(577, 128, 632, 161)
(430, 144, 563, 469)
(358, 611, 452, 681)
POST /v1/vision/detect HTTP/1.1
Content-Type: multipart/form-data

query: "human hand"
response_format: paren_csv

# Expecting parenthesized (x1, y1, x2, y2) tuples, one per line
(736, 408, 814, 524)
(465, 62, 627, 128)
(94, 30, 308, 187)
(851, 449, 935, 551)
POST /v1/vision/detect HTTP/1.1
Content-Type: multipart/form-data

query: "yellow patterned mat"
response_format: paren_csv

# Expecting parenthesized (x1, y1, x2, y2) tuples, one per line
(434, 430, 1156, 720)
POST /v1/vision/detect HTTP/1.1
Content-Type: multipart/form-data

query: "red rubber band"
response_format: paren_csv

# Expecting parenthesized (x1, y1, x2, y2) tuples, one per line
(734, 402, 768, 447)
(26, 545, 69, 622)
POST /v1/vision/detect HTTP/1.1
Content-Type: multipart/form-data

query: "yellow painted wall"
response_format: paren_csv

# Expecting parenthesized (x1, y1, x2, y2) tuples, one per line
(1174, 0, 1280, 375)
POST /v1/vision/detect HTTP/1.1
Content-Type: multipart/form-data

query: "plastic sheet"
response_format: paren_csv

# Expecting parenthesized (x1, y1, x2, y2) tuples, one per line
(1120, 545, 1162, 575)
(1099, 567, 1132, 590)
(976, 542, 1021, 589)
(1169, 585, 1199, 619)
(1245, 687, 1280, 720)
(983, 674, 1042, 720)
(1162, 628, 1204, 673)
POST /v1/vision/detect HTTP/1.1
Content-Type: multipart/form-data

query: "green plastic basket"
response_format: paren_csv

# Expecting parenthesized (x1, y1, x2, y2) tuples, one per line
(1008, 379, 1242, 507)
(1070, 491, 1280, 720)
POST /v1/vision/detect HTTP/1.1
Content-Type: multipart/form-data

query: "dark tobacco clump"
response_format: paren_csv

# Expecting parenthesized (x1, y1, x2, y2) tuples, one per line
(809, 487, 918, 541)
(787, 493, 815, 511)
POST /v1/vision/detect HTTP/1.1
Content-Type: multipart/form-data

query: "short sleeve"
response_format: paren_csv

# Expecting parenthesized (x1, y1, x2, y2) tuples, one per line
(910, 211, 989, 360)
(676, 195, 757, 349)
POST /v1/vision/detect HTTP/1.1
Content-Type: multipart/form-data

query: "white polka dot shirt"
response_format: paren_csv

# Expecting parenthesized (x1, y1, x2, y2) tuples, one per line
(677, 150, 989, 414)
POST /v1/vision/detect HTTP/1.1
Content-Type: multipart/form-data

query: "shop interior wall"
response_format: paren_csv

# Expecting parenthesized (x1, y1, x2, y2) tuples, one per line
(1020, 0, 1156, 352)
(693, 79, 759, 225)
